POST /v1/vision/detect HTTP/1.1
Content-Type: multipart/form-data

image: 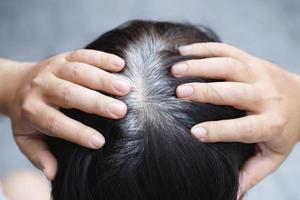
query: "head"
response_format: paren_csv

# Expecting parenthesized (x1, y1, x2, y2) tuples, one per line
(47, 20, 255, 200)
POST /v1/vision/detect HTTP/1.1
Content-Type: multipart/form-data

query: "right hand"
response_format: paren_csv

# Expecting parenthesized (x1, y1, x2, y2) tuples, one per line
(171, 42, 300, 198)
(3, 50, 132, 180)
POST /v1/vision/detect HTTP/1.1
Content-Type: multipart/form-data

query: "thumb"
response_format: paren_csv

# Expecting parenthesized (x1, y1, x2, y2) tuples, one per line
(238, 145, 285, 198)
(15, 134, 57, 181)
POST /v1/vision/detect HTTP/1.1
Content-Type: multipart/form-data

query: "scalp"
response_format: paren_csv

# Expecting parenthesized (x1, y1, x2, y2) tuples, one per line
(48, 20, 255, 200)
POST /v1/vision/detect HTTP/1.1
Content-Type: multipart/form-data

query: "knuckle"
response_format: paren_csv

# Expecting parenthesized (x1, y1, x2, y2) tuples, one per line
(218, 43, 237, 54)
(243, 65, 255, 80)
(220, 42, 230, 47)
(73, 49, 85, 56)
(20, 86, 40, 117)
(65, 124, 92, 145)
(269, 92, 283, 103)
(30, 75, 44, 89)
(46, 58, 65, 72)
(100, 53, 111, 64)
(240, 121, 255, 142)
(193, 83, 208, 100)
(95, 99, 105, 114)
(201, 83, 212, 97)
(224, 58, 239, 73)
(185, 60, 193, 69)
(73, 127, 89, 144)
(220, 43, 233, 50)
(263, 90, 284, 106)
(202, 83, 221, 102)
(189, 43, 198, 50)
(258, 114, 286, 141)
(70, 49, 87, 60)
(48, 57, 63, 65)
(69, 64, 82, 80)
(98, 75, 108, 89)
(21, 95, 35, 116)
(38, 58, 55, 70)
(237, 85, 253, 102)
(44, 114, 59, 134)
(188, 59, 202, 70)
(269, 115, 287, 134)
(60, 85, 73, 105)
(249, 91, 263, 107)
(203, 122, 219, 142)
(222, 43, 238, 52)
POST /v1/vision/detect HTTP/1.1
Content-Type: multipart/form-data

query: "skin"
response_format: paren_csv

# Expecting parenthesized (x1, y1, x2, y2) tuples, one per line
(0, 50, 132, 181)
(171, 42, 300, 198)
(1, 170, 51, 200)
(1, 43, 300, 198)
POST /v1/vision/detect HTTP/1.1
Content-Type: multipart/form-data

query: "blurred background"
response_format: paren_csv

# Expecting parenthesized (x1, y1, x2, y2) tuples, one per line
(0, 0, 299, 199)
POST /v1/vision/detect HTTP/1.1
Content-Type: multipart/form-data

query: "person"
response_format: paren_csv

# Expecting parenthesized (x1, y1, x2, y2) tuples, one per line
(0, 49, 132, 181)
(47, 20, 255, 200)
(171, 42, 300, 195)
(0, 20, 299, 197)
(1, 170, 50, 200)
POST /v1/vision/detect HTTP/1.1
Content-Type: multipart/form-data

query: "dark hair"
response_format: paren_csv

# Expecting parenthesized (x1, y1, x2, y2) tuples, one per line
(47, 20, 255, 200)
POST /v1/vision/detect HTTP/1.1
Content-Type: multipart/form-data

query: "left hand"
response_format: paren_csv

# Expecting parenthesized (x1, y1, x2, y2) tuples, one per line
(0, 50, 131, 180)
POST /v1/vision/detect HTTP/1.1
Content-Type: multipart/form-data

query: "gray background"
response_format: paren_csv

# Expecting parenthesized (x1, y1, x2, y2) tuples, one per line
(0, 0, 300, 199)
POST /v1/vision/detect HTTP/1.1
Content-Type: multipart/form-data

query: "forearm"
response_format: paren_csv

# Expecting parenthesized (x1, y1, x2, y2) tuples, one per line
(0, 58, 32, 116)
(290, 72, 300, 91)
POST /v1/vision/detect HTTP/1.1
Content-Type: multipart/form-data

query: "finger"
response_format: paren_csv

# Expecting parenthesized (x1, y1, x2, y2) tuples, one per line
(176, 82, 260, 110)
(171, 57, 253, 83)
(23, 100, 105, 149)
(55, 62, 131, 95)
(179, 42, 254, 63)
(15, 135, 57, 181)
(191, 115, 266, 143)
(238, 149, 286, 196)
(237, 193, 245, 200)
(44, 77, 127, 119)
(65, 49, 125, 71)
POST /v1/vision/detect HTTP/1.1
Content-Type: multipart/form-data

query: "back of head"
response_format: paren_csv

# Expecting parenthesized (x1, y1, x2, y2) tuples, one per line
(47, 20, 255, 200)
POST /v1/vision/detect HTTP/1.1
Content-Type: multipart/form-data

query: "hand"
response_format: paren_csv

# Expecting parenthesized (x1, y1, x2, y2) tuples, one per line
(171, 42, 300, 197)
(0, 50, 131, 180)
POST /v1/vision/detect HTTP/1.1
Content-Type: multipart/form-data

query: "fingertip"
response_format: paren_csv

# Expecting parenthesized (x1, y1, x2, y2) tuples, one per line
(191, 126, 208, 141)
(176, 85, 194, 98)
(110, 56, 125, 70)
(107, 101, 128, 119)
(89, 133, 105, 149)
(171, 63, 188, 76)
(178, 45, 193, 55)
(112, 78, 132, 95)
(39, 150, 57, 181)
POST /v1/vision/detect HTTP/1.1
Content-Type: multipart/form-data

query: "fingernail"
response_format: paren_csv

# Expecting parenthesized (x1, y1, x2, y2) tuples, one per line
(177, 85, 194, 98)
(90, 134, 105, 148)
(107, 102, 127, 118)
(191, 126, 207, 141)
(172, 63, 188, 75)
(179, 45, 193, 54)
(112, 79, 131, 94)
(111, 56, 125, 68)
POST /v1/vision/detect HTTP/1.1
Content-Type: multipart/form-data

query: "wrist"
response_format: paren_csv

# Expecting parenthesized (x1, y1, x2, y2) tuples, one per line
(289, 71, 300, 142)
(294, 73, 300, 90)
(0, 58, 34, 116)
